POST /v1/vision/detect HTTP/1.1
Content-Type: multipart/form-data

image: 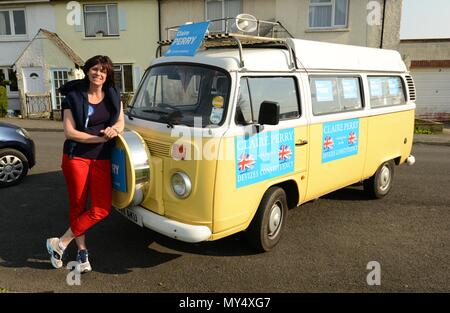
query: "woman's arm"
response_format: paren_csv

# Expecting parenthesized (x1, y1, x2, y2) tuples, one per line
(63, 109, 107, 144)
(101, 101, 125, 140)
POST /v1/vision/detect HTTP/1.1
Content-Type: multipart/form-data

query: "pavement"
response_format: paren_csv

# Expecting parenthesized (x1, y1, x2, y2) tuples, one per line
(1, 117, 450, 146)
(0, 117, 64, 132)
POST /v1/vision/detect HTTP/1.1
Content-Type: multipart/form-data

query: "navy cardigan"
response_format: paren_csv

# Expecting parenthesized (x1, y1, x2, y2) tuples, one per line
(59, 79, 121, 157)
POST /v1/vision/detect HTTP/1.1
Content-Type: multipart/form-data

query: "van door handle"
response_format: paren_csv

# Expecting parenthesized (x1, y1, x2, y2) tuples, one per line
(295, 139, 308, 146)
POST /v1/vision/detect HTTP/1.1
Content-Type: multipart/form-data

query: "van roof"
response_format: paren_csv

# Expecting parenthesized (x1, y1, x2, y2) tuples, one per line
(153, 36, 407, 73)
(287, 38, 407, 73)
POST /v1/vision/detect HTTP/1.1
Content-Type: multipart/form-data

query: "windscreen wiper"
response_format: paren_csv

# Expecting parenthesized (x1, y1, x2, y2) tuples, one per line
(142, 108, 170, 115)
(165, 110, 185, 128)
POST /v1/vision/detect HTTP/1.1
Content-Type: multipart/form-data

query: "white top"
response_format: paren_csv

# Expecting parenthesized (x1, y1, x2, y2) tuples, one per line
(153, 38, 407, 73)
(287, 38, 407, 73)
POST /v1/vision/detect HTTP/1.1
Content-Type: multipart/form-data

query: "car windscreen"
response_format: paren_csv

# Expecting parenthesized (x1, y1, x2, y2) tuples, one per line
(130, 64, 230, 128)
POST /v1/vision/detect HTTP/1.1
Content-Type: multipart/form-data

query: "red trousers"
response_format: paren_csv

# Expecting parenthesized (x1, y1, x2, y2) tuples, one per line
(61, 154, 112, 237)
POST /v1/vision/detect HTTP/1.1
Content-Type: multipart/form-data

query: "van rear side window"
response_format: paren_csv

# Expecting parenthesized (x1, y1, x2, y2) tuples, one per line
(236, 77, 300, 125)
(368, 76, 406, 108)
(310, 76, 363, 115)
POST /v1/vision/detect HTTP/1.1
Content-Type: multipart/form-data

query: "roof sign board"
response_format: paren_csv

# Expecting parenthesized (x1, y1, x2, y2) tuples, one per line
(165, 22, 209, 57)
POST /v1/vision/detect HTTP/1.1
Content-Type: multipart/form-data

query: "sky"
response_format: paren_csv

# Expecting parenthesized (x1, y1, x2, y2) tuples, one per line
(400, 0, 450, 39)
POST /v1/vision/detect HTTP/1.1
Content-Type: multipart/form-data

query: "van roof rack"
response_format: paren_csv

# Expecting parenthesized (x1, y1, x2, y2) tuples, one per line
(157, 17, 296, 69)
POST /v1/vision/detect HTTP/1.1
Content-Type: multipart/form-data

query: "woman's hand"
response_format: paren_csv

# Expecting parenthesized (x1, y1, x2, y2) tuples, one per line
(101, 126, 120, 140)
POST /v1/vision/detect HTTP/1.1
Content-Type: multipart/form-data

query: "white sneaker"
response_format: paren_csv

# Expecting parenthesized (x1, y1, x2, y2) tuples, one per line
(76, 249, 92, 273)
(46, 238, 64, 269)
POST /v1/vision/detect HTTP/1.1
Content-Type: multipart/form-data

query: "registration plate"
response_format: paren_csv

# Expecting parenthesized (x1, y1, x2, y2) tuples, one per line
(117, 208, 143, 227)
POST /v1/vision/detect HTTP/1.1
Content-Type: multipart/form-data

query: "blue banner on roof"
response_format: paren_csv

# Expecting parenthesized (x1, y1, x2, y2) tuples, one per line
(165, 22, 209, 57)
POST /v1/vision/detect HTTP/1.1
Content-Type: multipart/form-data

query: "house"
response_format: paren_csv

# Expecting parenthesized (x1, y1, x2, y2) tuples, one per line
(159, 0, 402, 49)
(14, 28, 84, 119)
(2, 0, 159, 118)
(0, 0, 56, 114)
(50, 0, 159, 101)
(400, 39, 450, 122)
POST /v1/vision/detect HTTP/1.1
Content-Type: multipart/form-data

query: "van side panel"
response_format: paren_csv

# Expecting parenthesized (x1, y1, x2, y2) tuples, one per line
(212, 126, 307, 239)
(305, 117, 368, 201)
(212, 136, 263, 235)
(363, 109, 415, 178)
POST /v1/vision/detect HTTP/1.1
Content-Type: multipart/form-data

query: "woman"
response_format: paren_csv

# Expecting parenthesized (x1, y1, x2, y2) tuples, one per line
(46, 55, 124, 272)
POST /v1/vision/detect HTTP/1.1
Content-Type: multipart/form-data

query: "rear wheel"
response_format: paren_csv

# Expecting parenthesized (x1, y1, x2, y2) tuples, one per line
(0, 149, 29, 187)
(246, 187, 288, 252)
(363, 160, 395, 199)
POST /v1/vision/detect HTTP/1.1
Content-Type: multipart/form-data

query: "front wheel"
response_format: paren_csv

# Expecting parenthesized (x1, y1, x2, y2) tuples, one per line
(245, 187, 288, 252)
(0, 148, 29, 187)
(363, 160, 395, 199)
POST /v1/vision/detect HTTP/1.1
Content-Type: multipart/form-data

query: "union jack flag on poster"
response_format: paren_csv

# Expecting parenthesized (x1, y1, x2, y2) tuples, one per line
(324, 136, 334, 151)
(348, 131, 357, 145)
(238, 153, 255, 172)
(278, 144, 292, 162)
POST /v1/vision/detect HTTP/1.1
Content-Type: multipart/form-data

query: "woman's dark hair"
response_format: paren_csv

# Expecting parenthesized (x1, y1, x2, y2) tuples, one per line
(83, 55, 115, 89)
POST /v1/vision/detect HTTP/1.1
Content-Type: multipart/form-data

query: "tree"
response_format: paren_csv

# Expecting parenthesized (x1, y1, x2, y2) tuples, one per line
(0, 85, 7, 117)
(0, 73, 9, 117)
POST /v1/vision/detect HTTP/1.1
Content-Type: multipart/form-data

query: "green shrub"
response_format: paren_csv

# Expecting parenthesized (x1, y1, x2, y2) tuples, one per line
(414, 127, 433, 135)
(0, 85, 7, 118)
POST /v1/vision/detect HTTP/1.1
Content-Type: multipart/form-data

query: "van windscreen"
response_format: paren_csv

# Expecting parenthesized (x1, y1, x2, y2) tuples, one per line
(130, 64, 230, 128)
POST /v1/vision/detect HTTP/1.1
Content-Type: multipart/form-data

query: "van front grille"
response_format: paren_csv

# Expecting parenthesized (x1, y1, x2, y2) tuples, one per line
(405, 75, 416, 101)
(144, 140, 171, 158)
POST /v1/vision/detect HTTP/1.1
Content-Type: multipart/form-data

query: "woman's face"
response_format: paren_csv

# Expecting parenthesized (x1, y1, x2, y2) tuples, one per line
(87, 64, 107, 88)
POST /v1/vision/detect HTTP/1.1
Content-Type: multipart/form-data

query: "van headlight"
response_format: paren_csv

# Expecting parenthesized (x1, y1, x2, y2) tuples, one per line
(171, 172, 192, 198)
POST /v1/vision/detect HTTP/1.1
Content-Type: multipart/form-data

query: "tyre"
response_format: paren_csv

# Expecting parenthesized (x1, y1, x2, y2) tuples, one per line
(363, 160, 395, 199)
(0, 148, 29, 188)
(246, 187, 288, 252)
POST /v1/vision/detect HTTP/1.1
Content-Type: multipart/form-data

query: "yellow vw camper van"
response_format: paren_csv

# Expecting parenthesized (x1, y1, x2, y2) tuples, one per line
(112, 18, 416, 252)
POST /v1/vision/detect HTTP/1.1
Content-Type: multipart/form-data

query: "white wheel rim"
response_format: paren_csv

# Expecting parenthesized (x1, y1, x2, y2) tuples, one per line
(379, 165, 391, 192)
(0, 155, 24, 183)
(268, 202, 282, 237)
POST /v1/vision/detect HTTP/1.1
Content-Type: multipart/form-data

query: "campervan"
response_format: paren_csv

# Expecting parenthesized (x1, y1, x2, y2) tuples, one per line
(112, 18, 416, 251)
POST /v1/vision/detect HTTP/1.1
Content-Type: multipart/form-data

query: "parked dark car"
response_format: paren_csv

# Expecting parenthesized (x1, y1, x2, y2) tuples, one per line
(0, 122, 35, 187)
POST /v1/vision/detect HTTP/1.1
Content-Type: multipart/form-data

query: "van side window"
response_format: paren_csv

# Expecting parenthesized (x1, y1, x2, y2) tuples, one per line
(310, 76, 363, 115)
(236, 77, 300, 125)
(368, 76, 406, 107)
(236, 78, 253, 125)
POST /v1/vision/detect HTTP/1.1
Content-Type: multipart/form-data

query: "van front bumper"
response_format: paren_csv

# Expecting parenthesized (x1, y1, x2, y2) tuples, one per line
(117, 206, 212, 243)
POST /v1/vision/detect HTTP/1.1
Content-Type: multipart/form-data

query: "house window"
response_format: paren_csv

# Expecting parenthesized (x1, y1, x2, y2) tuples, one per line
(114, 64, 133, 93)
(84, 4, 119, 37)
(309, 0, 348, 28)
(52, 70, 69, 110)
(206, 0, 242, 32)
(0, 9, 26, 36)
